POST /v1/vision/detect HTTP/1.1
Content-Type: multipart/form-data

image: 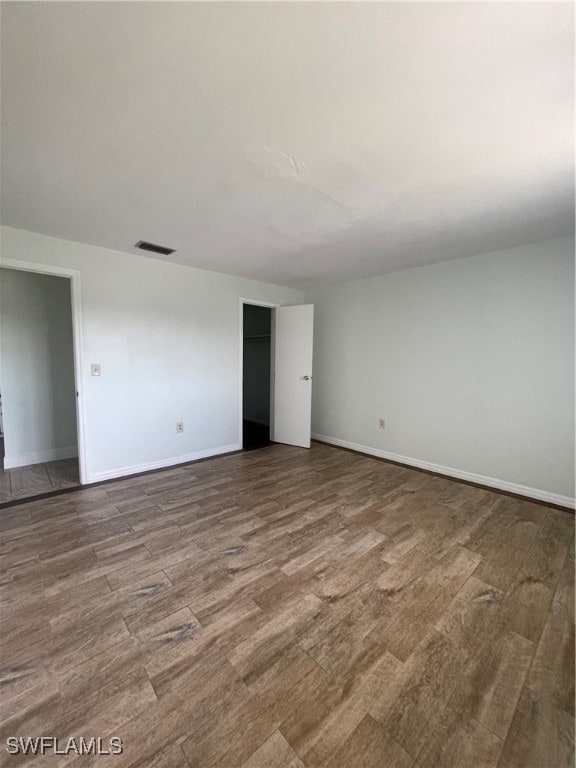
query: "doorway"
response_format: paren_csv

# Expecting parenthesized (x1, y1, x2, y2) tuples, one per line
(240, 300, 314, 451)
(242, 303, 273, 450)
(0, 266, 83, 503)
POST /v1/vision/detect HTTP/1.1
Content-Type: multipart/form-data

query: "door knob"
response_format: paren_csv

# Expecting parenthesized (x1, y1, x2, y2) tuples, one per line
(301, 375, 311, 380)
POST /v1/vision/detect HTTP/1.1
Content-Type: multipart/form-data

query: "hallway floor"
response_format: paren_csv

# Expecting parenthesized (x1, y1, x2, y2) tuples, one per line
(0, 457, 79, 503)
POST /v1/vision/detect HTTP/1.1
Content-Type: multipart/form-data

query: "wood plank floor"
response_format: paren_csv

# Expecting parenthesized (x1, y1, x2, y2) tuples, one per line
(0, 458, 79, 503)
(0, 443, 573, 767)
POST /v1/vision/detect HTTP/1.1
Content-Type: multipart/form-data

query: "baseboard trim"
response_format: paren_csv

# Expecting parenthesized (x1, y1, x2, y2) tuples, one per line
(4, 446, 78, 469)
(86, 443, 242, 484)
(312, 433, 575, 511)
(0, 444, 243, 509)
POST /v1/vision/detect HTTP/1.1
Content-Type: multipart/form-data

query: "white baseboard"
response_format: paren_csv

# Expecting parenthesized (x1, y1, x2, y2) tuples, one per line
(312, 433, 575, 509)
(86, 443, 242, 484)
(4, 446, 78, 469)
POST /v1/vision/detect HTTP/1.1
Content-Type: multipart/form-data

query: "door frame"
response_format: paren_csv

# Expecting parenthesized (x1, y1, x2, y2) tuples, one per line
(239, 298, 279, 449)
(0, 258, 88, 485)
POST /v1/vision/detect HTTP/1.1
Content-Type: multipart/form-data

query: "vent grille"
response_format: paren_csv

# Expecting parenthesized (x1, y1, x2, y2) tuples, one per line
(135, 240, 176, 256)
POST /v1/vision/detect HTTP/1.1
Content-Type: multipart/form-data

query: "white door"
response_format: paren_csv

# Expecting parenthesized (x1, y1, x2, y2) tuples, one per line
(272, 304, 314, 448)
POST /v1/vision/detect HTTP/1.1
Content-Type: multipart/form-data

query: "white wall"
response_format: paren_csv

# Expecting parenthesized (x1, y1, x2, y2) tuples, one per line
(0, 268, 78, 468)
(0, 227, 302, 482)
(304, 237, 575, 506)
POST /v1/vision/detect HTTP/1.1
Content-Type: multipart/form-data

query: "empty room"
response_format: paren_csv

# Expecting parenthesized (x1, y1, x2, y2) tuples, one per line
(0, 2, 574, 767)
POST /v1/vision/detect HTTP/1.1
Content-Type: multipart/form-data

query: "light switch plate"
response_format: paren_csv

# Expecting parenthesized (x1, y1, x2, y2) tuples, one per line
(91, 363, 101, 376)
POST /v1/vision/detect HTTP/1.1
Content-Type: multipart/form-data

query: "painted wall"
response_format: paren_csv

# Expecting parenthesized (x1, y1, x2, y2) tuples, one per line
(243, 305, 272, 426)
(304, 237, 575, 505)
(0, 227, 302, 481)
(0, 268, 78, 468)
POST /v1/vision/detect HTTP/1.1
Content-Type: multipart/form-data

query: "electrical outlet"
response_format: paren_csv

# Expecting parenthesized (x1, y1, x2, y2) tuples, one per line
(91, 363, 101, 376)
(176, 421, 184, 433)
(378, 418, 385, 429)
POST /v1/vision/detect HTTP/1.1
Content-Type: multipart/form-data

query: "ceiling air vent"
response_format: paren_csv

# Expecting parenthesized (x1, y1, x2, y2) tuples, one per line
(135, 240, 176, 256)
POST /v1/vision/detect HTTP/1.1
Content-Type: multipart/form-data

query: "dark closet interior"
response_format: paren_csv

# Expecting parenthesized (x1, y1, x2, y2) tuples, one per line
(243, 304, 272, 450)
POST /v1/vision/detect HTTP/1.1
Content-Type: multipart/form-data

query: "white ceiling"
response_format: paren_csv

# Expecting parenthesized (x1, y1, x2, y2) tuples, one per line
(1, 2, 573, 287)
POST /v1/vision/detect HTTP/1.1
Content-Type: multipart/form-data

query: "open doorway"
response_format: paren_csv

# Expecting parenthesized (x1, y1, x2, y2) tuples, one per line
(0, 267, 81, 502)
(240, 300, 314, 451)
(242, 303, 273, 450)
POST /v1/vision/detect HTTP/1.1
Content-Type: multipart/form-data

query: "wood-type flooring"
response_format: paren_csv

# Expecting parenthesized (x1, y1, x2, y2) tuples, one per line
(0, 443, 573, 767)
(0, 458, 79, 503)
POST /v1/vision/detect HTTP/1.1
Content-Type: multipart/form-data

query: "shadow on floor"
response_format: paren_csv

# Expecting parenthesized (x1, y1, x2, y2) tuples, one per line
(243, 420, 272, 451)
